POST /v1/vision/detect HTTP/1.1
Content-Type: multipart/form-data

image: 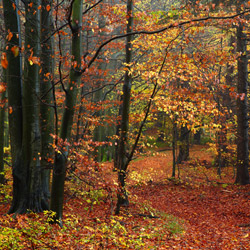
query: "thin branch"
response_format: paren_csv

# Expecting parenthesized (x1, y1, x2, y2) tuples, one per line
(84, 10, 250, 73)
(67, 0, 75, 32)
(125, 30, 181, 166)
(55, 0, 67, 94)
(42, 22, 68, 44)
(82, 0, 104, 15)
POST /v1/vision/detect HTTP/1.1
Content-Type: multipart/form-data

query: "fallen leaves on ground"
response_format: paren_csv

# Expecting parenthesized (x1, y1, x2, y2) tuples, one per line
(0, 145, 250, 249)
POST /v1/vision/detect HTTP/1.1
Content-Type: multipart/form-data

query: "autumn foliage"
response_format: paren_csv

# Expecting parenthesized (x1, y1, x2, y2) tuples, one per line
(0, 146, 249, 249)
(1, 0, 250, 249)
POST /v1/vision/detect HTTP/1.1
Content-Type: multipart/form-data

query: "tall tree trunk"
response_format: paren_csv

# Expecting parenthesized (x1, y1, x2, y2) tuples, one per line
(3, 0, 23, 213)
(17, 0, 43, 213)
(115, 0, 133, 214)
(50, 0, 83, 225)
(235, 17, 250, 185)
(2, 0, 23, 168)
(40, 0, 54, 210)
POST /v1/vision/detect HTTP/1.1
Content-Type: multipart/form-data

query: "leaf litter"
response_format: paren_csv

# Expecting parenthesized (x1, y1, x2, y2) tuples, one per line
(0, 145, 249, 249)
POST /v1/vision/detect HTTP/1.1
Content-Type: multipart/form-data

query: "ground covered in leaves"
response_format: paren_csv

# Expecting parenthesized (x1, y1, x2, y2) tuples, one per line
(0, 145, 250, 249)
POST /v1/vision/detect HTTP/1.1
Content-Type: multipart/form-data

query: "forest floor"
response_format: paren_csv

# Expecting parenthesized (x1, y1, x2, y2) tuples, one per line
(0, 145, 250, 249)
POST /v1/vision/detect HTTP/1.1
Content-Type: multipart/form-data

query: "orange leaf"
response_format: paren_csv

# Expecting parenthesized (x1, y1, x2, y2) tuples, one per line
(6, 30, 13, 41)
(0, 84, 6, 93)
(12, 3, 16, 10)
(72, 61, 77, 68)
(11, 46, 19, 57)
(31, 56, 40, 65)
(1, 53, 8, 69)
(46, 4, 51, 11)
(240, 93, 245, 101)
(9, 107, 13, 114)
(29, 54, 40, 66)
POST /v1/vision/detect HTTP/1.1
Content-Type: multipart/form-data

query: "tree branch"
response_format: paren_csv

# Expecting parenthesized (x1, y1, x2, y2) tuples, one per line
(84, 10, 250, 73)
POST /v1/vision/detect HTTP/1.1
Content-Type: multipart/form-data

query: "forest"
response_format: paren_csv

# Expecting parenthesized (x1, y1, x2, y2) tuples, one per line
(0, 0, 250, 249)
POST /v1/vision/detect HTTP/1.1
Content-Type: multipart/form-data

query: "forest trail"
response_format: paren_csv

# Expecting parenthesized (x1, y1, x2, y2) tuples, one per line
(123, 145, 250, 249)
(1, 146, 250, 249)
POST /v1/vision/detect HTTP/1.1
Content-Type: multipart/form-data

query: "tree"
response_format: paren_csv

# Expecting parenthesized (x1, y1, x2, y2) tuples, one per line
(40, 0, 54, 209)
(3, 0, 53, 213)
(235, 4, 250, 184)
(2, 0, 250, 224)
(115, 0, 133, 214)
(3, 0, 23, 213)
(50, 0, 83, 225)
(177, 125, 190, 164)
(16, 0, 43, 212)
(2, 0, 22, 171)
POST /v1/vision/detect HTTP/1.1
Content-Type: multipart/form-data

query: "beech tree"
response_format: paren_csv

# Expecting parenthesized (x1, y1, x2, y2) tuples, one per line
(3, 0, 53, 213)
(50, 0, 83, 225)
(235, 2, 250, 184)
(115, 0, 133, 214)
(40, 0, 54, 209)
(3, 0, 24, 213)
(2, 0, 22, 172)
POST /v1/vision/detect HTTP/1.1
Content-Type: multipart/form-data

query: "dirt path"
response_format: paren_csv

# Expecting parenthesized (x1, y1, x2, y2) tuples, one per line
(127, 147, 250, 249)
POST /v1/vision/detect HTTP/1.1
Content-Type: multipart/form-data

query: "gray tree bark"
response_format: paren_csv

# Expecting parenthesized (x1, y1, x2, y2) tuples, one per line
(18, 0, 43, 212)
(235, 16, 250, 185)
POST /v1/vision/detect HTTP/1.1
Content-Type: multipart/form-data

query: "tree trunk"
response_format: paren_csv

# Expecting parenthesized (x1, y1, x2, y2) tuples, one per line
(177, 125, 190, 164)
(2, 0, 23, 167)
(16, 0, 43, 213)
(193, 129, 201, 145)
(0, 78, 6, 184)
(172, 121, 177, 178)
(235, 18, 250, 185)
(3, 0, 23, 213)
(115, 0, 133, 214)
(50, 0, 83, 225)
(40, 0, 54, 210)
